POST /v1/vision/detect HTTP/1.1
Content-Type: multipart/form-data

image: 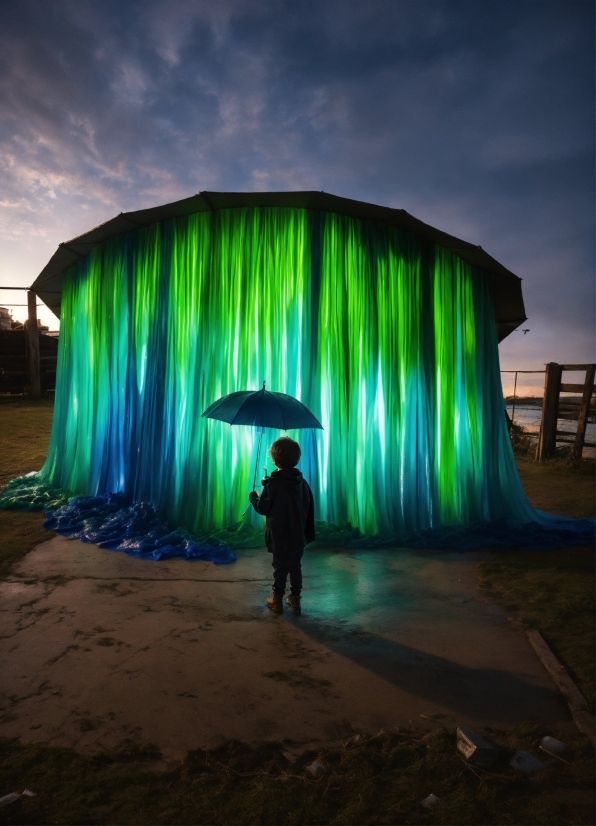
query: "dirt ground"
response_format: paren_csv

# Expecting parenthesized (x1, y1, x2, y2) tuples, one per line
(514, 454, 594, 519)
(1, 535, 573, 761)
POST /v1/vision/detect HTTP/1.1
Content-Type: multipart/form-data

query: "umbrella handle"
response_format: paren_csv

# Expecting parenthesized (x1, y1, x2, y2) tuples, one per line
(252, 430, 263, 492)
(244, 430, 264, 519)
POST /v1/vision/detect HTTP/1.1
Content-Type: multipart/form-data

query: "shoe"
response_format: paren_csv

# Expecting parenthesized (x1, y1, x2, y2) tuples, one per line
(266, 593, 283, 613)
(286, 593, 301, 615)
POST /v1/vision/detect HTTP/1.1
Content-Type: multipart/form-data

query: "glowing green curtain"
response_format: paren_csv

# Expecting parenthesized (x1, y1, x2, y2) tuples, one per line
(41, 207, 536, 536)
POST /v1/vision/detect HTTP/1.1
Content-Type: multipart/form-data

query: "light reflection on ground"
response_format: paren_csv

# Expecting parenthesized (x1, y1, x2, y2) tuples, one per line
(269, 546, 480, 631)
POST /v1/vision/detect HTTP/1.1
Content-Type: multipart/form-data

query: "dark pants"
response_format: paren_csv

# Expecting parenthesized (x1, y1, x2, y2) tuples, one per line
(271, 549, 303, 595)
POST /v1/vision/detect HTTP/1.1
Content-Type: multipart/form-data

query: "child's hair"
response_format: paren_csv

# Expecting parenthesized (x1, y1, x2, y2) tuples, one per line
(270, 436, 301, 469)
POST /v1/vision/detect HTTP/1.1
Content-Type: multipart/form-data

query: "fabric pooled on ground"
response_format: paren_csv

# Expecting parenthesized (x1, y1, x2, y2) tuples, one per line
(0, 472, 71, 511)
(1, 474, 236, 564)
(43, 492, 237, 563)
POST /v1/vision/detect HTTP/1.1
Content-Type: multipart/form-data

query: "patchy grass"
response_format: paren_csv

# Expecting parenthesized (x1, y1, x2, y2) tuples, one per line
(509, 421, 538, 457)
(0, 397, 54, 488)
(478, 455, 595, 711)
(0, 725, 594, 825)
(0, 398, 55, 577)
(478, 546, 594, 711)
(514, 453, 595, 520)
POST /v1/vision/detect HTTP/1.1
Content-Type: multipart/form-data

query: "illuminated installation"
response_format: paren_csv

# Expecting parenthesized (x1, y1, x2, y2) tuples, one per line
(3, 193, 592, 551)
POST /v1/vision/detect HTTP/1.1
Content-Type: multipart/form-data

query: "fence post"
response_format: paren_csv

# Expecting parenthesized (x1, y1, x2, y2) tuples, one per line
(536, 362, 562, 461)
(26, 290, 41, 400)
(572, 364, 596, 460)
(511, 371, 518, 423)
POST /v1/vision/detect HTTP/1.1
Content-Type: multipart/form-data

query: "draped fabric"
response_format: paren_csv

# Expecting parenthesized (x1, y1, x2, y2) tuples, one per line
(13, 205, 589, 549)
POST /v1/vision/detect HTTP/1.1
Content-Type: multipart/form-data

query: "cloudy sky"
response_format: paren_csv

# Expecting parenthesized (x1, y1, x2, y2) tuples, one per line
(1, 0, 593, 394)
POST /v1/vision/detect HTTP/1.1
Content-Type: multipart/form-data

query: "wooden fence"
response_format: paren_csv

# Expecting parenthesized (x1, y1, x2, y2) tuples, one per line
(536, 363, 595, 460)
(0, 329, 57, 395)
(0, 288, 57, 398)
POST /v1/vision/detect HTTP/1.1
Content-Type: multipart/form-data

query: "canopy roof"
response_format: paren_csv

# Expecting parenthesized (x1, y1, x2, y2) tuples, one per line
(31, 190, 526, 341)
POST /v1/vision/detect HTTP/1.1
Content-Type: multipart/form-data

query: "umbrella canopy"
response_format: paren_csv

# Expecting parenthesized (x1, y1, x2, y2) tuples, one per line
(202, 383, 323, 431)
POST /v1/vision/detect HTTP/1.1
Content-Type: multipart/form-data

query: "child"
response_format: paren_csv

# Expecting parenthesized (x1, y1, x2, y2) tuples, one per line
(249, 436, 315, 614)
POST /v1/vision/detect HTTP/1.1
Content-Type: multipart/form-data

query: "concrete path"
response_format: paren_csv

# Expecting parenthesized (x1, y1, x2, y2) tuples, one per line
(0, 538, 568, 759)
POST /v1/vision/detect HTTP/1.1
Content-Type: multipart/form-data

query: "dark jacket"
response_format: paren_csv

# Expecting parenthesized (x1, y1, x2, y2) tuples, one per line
(249, 467, 315, 557)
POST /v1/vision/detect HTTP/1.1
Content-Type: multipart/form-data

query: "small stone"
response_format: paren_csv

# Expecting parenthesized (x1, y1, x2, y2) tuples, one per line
(540, 736, 567, 757)
(457, 726, 499, 766)
(0, 793, 21, 808)
(306, 760, 326, 778)
(510, 751, 546, 775)
(421, 793, 440, 808)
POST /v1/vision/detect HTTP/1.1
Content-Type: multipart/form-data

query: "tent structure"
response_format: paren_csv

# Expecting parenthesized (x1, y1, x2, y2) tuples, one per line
(6, 191, 592, 552)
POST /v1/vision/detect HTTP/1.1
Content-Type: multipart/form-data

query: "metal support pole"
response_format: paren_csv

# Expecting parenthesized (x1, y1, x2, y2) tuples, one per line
(511, 371, 518, 424)
(26, 290, 41, 400)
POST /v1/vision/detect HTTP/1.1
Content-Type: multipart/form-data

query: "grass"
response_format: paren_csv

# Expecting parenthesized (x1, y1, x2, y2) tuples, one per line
(478, 546, 594, 710)
(0, 398, 594, 824)
(513, 452, 595, 520)
(0, 725, 594, 825)
(477, 452, 595, 711)
(0, 397, 54, 489)
(0, 397, 55, 577)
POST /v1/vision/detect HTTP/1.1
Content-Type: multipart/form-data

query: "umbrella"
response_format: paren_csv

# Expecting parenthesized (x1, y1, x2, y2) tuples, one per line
(202, 381, 323, 496)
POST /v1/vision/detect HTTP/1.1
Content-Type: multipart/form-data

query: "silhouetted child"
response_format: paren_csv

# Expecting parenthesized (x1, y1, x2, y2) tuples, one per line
(249, 436, 315, 614)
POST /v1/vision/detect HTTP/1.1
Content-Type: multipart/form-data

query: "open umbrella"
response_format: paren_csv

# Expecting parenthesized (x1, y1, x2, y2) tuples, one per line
(202, 381, 323, 495)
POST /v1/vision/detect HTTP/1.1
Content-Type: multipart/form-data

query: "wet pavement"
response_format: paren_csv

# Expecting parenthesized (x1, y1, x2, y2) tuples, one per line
(0, 537, 569, 759)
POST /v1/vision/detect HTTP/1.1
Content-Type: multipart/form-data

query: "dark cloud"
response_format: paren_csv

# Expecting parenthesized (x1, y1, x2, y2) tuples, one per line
(0, 0, 593, 375)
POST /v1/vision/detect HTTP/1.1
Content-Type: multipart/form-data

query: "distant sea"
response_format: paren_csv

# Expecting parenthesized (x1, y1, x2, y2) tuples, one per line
(505, 403, 595, 459)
